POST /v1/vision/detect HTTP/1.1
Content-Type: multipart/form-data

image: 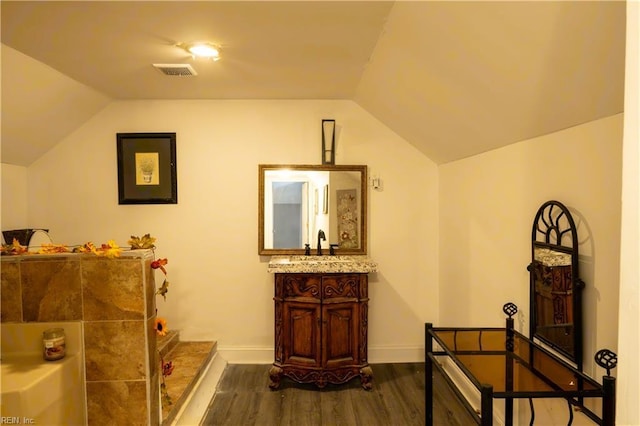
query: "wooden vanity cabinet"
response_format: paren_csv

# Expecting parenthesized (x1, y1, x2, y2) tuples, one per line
(269, 273, 373, 390)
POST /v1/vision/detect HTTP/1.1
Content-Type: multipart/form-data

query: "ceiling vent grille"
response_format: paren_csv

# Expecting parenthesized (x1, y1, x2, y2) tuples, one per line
(153, 64, 197, 76)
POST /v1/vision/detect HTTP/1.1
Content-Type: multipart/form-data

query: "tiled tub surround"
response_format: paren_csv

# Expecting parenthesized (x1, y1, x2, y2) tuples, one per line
(1, 322, 85, 424)
(0, 250, 159, 425)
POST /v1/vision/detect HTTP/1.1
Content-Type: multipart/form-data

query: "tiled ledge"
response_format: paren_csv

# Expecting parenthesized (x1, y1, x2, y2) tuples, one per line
(161, 339, 217, 425)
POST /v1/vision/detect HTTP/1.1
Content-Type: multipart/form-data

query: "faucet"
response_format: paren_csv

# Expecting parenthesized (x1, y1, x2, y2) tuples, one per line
(317, 229, 326, 255)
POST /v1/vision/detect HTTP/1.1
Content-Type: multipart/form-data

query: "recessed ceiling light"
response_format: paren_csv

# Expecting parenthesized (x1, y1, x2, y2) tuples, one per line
(178, 42, 220, 61)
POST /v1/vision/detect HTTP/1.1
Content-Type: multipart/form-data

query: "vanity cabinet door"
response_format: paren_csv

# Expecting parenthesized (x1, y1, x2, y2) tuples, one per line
(282, 301, 321, 367)
(322, 302, 359, 369)
(321, 274, 361, 369)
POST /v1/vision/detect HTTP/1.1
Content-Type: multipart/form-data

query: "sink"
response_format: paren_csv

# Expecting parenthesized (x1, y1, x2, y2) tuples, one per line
(268, 255, 378, 273)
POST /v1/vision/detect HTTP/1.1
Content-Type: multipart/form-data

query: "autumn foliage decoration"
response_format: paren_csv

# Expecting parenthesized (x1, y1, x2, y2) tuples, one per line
(128, 234, 175, 407)
(0, 239, 123, 257)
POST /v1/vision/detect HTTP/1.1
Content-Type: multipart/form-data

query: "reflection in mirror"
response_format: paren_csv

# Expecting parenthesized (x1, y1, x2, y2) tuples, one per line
(531, 247, 574, 356)
(528, 200, 583, 369)
(259, 165, 367, 255)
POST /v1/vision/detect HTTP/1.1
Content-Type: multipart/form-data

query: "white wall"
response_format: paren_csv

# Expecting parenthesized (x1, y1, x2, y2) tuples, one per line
(439, 114, 623, 422)
(617, 1, 640, 424)
(24, 99, 438, 363)
(0, 163, 28, 236)
(439, 114, 622, 357)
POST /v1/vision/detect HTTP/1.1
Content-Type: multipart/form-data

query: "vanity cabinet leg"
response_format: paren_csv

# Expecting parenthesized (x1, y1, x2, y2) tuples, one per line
(269, 365, 283, 390)
(360, 366, 373, 390)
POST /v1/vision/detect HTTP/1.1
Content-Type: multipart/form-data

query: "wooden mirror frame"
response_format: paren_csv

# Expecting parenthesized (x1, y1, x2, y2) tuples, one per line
(258, 164, 367, 256)
(528, 200, 584, 369)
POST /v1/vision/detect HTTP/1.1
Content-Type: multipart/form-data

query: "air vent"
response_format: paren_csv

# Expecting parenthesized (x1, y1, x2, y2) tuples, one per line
(153, 64, 197, 76)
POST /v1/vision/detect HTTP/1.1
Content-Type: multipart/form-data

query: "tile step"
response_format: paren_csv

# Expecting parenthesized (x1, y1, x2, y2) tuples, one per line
(160, 340, 217, 425)
(157, 329, 180, 358)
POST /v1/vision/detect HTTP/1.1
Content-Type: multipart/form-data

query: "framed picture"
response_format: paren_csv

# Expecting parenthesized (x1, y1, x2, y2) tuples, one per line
(116, 132, 177, 204)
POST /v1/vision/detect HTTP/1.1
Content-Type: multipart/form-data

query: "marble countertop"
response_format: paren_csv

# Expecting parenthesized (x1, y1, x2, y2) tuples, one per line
(268, 255, 378, 274)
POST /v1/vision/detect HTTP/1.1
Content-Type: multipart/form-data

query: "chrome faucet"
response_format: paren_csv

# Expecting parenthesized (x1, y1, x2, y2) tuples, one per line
(317, 229, 326, 255)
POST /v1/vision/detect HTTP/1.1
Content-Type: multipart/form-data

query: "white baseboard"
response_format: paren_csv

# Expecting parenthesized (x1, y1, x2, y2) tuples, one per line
(368, 345, 424, 363)
(218, 345, 425, 364)
(438, 357, 505, 426)
(217, 347, 273, 364)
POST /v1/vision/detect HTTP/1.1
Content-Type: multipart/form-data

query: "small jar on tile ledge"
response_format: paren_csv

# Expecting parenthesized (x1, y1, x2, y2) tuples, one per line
(43, 328, 66, 361)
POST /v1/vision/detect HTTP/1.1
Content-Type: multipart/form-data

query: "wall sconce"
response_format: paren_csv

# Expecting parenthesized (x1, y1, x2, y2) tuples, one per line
(322, 119, 336, 165)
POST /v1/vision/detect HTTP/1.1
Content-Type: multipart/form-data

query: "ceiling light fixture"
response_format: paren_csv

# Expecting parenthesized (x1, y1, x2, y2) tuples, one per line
(178, 42, 220, 61)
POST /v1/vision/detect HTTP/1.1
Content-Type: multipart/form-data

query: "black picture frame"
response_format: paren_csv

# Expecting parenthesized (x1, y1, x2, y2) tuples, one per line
(116, 132, 177, 204)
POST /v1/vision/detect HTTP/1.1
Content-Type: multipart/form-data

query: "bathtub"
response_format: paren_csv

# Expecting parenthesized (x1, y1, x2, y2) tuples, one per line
(1, 322, 86, 424)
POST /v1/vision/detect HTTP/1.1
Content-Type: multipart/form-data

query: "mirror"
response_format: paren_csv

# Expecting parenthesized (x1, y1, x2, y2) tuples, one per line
(259, 164, 367, 255)
(528, 200, 584, 369)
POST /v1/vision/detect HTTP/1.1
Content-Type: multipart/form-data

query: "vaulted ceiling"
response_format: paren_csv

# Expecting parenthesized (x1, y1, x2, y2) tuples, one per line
(1, 1, 626, 166)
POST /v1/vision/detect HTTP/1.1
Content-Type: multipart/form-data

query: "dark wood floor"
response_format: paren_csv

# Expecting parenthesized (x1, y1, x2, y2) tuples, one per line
(200, 363, 476, 426)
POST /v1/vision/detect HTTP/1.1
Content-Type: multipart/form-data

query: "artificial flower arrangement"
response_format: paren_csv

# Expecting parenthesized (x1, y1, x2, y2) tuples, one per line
(1, 233, 176, 407)
(128, 233, 175, 407)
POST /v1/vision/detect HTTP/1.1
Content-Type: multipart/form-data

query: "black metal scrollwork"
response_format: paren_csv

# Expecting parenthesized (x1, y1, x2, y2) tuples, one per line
(503, 303, 518, 352)
(503, 302, 518, 318)
(594, 349, 618, 376)
(536, 202, 573, 245)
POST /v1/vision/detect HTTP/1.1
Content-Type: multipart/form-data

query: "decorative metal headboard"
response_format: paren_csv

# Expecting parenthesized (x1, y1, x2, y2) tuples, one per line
(528, 200, 584, 370)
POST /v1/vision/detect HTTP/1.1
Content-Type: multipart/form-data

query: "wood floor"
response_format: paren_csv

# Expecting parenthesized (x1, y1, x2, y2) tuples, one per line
(200, 363, 476, 426)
